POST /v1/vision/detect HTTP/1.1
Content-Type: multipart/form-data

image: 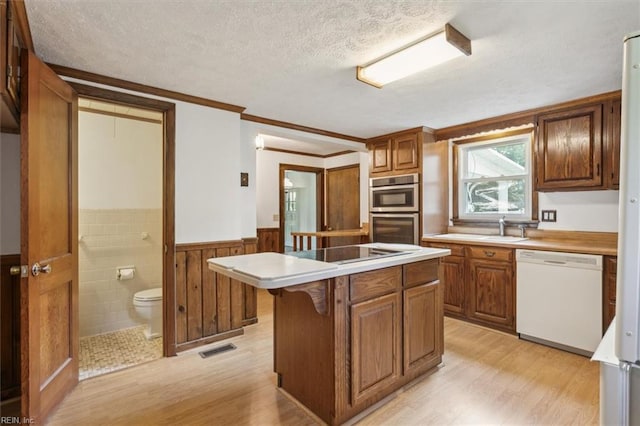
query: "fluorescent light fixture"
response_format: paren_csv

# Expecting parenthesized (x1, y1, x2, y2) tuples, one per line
(357, 23, 471, 88)
(255, 135, 265, 150)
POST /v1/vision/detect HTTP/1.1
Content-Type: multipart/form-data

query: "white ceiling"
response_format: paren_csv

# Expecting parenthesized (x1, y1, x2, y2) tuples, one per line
(25, 1, 640, 141)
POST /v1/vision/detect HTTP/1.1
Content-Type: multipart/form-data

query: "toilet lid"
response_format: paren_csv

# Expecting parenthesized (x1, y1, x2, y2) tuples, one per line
(134, 288, 162, 301)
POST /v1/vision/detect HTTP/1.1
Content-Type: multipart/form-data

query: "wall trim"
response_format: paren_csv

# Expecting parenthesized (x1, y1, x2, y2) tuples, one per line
(176, 239, 244, 252)
(48, 63, 246, 114)
(262, 146, 355, 159)
(241, 113, 366, 143)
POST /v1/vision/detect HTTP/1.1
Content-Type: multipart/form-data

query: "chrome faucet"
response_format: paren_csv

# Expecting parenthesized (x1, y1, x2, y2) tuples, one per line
(498, 216, 506, 236)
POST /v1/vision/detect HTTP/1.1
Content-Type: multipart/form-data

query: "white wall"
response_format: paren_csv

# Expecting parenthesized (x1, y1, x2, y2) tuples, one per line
(538, 190, 619, 232)
(66, 77, 250, 244)
(79, 112, 163, 209)
(0, 133, 20, 254)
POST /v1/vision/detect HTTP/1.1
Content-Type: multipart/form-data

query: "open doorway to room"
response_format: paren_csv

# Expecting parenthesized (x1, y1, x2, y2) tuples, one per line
(71, 83, 176, 379)
(77, 97, 164, 379)
(279, 165, 323, 252)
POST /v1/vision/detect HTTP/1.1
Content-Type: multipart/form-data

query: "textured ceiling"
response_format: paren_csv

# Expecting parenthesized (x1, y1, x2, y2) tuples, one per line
(25, 0, 640, 140)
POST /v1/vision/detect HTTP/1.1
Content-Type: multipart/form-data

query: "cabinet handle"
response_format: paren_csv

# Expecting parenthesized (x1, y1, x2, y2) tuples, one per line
(483, 251, 495, 257)
(597, 163, 600, 177)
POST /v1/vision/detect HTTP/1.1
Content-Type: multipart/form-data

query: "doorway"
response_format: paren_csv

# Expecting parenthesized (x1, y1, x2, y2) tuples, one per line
(279, 165, 323, 252)
(77, 97, 164, 379)
(69, 83, 177, 362)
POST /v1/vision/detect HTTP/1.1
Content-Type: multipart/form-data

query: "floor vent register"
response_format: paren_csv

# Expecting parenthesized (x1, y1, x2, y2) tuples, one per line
(199, 343, 237, 358)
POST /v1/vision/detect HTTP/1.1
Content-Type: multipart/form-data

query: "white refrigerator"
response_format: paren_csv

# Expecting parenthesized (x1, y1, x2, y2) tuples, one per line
(593, 29, 640, 426)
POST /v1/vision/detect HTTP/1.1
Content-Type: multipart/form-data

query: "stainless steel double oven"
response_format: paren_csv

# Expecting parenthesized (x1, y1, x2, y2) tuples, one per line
(370, 173, 420, 245)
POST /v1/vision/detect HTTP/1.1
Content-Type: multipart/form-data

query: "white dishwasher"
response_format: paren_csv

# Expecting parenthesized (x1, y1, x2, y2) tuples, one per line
(516, 249, 602, 356)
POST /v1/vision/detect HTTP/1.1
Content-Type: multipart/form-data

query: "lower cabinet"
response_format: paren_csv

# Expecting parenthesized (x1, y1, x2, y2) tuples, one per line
(351, 292, 402, 406)
(273, 259, 443, 425)
(468, 258, 514, 330)
(603, 256, 617, 331)
(427, 242, 516, 333)
(403, 281, 442, 376)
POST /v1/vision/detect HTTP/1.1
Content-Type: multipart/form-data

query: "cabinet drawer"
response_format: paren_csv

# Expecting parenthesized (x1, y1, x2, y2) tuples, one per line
(404, 260, 439, 289)
(350, 266, 401, 303)
(428, 243, 465, 257)
(468, 246, 513, 262)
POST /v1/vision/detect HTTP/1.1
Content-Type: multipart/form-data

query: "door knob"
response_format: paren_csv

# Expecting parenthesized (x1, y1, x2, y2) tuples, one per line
(31, 262, 52, 276)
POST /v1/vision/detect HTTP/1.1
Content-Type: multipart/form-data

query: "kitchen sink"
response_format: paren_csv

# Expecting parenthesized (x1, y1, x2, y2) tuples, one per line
(430, 233, 528, 243)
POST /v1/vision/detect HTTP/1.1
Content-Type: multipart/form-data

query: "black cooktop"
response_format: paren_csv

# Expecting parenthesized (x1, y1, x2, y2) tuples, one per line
(287, 245, 404, 265)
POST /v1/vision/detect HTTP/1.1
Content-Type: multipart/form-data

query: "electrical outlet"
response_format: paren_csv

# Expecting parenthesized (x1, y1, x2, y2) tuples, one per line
(541, 210, 557, 222)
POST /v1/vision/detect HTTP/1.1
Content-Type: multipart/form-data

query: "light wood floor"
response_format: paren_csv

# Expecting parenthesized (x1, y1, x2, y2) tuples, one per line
(46, 289, 599, 425)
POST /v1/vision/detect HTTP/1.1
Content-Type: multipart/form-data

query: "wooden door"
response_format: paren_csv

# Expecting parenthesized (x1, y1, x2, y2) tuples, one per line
(535, 104, 603, 190)
(467, 259, 514, 331)
(20, 51, 78, 421)
(403, 281, 442, 377)
(441, 255, 466, 317)
(326, 165, 360, 247)
(393, 133, 419, 171)
(351, 292, 401, 406)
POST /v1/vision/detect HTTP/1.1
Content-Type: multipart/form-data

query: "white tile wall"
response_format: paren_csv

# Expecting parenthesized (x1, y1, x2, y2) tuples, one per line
(79, 209, 162, 337)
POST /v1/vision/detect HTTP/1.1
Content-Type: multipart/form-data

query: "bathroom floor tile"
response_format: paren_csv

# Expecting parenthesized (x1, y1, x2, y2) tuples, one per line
(79, 326, 162, 380)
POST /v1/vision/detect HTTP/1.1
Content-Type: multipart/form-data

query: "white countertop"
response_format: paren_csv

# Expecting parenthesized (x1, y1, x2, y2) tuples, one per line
(207, 243, 451, 289)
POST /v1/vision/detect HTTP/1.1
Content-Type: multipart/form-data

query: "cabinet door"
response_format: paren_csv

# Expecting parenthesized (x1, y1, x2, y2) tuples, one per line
(603, 256, 617, 331)
(608, 98, 621, 189)
(468, 259, 515, 331)
(351, 292, 401, 406)
(393, 133, 419, 171)
(369, 139, 392, 173)
(536, 104, 603, 190)
(403, 281, 442, 377)
(441, 255, 466, 317)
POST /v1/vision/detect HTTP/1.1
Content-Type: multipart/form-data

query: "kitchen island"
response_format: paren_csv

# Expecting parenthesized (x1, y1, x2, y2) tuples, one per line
(208, 244, 450, 425)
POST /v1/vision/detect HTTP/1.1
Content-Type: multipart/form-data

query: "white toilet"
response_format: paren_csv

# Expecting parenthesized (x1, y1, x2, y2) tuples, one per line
(133, 287, 162, 339)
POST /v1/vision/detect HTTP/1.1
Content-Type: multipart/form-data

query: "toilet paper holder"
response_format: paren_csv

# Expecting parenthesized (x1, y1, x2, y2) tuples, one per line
(117, 266, 136, 280)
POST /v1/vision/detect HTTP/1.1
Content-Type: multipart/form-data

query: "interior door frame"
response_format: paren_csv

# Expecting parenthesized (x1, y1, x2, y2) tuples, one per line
(68, 82, 177, 357)
(278, 164, 324, 252)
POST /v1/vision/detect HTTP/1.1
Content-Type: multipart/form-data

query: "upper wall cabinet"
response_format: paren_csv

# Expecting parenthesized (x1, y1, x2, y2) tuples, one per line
(0, 0, 26, 132)
(606, 98, 621, 189)
(534, 94, 621, 192)
(368, 130, 421, 177)
(535, 104, 604, 191)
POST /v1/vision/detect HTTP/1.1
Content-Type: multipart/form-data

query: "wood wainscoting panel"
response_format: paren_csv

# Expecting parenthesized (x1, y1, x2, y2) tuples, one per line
(175, 240, 257, 351)
(257, 228, 280, 253)
(1, 254, 21, 400)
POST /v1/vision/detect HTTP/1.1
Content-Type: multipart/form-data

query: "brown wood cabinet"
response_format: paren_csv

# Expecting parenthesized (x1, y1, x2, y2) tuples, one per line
(535, 103, 604, 191)
(273, 259, 443, 425)
(428, 243, 465, 317)
(351, 292, 401, 406)
(606, 98, 621, 189)
(603, 256, 617, 331)
(0, 0, 26, 132)
(426, 242, 516, 333)
(467, 248, 514, 331)
(369, 138, 392, 173)
(368, 130, 421, 176)
(534, 94, 621, 192)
